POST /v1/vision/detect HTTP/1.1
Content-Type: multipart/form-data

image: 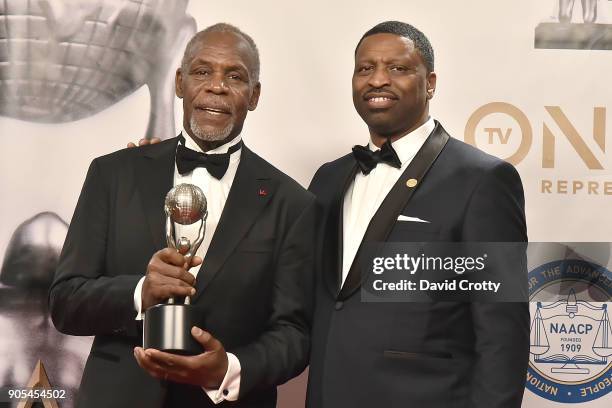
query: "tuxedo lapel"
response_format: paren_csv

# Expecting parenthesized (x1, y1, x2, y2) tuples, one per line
(135, 137, 178, 250)
(192, 146, 276, 301)
(324, 157, 359, 297)
(337, 123, 450, 300)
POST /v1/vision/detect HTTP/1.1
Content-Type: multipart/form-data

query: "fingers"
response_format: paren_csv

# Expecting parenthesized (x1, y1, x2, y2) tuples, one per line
(152, 264, 195, 286)
(127, 137, 162, 149)
(143, 248, 199, 307)
(155, 249, 202, 282)
(145, 348, 196, 372)
(146, 267, 195, 291)
(153, 283, 196, 300)
(134, 347, 168, 380)
(191, 326, 221, 351)
(158, 248, 190, 267)
(138, 137, 161, 146)
(127, 139, 150, 149)
(141, 283, 194, 310)
(147, 263, 195, 290)
(190, 256, 203, 269)
(151, 249, 196, 284)
(188, 328, 228, 388)
(180, 256, 202, 271)
(159, 248, 202, 269)
(134, 339, 223, 387)
(134, 348, 191, 383)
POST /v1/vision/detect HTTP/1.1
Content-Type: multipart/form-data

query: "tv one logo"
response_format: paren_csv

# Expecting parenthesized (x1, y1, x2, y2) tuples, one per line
(465, 102, 610, 196)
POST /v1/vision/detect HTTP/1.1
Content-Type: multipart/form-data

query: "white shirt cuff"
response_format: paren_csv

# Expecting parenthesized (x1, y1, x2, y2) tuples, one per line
(133, 276, 146, 320)
(203, 352, 241, 403)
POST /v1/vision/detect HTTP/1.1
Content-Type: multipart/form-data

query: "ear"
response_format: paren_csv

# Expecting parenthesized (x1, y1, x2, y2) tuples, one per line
(426, 71, 437, 100)
(175, 68, 184, 99)
(248, 82, 261, 111)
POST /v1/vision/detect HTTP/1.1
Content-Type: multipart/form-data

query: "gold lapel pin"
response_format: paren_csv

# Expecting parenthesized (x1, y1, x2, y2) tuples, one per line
(406, 178, 418, 188)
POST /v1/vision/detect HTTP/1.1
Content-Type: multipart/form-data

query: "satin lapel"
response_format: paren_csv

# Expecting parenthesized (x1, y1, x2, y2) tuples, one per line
(192, 146, 276, 301)
(337, 123, 450, 300)
(135, 137, 178, 250)
(325, 159, 359, 297)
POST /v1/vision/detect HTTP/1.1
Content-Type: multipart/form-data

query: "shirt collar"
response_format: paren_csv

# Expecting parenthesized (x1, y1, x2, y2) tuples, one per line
(368, 117, 436, 165)
(180, 127, 243, 155)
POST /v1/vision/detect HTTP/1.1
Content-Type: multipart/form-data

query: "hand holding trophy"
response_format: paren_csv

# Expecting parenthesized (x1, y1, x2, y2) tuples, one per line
(143, 183, 208, 355)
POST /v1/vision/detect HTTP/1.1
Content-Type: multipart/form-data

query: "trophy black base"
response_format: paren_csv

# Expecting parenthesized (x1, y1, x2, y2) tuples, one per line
(535, 23, 612, 50)
(143, 303, 204, 355)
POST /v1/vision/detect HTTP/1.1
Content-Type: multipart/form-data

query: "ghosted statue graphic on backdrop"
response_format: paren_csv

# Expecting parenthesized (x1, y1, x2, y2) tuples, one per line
(535, 0, 612, 49)
(0, 0, 195, 138)
(0, 212, 86, 407)
(0, 1, 196, 406)
(559, 0, 599, 23)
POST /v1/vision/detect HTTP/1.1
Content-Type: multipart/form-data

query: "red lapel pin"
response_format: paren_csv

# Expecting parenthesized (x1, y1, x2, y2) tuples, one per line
(259, 188, 267, 196)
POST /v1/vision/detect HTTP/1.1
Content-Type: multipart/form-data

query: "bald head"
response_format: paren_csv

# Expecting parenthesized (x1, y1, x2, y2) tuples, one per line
(181, 23, 260, 83)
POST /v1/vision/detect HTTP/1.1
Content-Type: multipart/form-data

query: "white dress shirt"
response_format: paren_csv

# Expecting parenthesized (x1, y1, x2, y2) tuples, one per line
(133, 129, 242, 403)
(341, 117, 436, 286)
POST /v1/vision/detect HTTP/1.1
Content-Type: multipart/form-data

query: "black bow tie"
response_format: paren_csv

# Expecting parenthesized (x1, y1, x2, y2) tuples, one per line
(176, 137, 243, 179)
(352, 139, 402, 175)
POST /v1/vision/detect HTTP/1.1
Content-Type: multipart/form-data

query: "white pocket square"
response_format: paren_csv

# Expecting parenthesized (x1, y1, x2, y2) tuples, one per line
(397, 215, 430, 223)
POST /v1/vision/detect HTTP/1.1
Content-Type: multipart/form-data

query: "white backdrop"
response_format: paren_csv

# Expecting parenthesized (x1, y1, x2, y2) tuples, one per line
(1, 0, 610, 406)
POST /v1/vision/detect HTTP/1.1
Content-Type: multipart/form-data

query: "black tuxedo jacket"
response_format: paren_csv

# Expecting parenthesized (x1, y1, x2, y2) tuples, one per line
(306, 122, 529, 408)
(49, 137, 315, 408)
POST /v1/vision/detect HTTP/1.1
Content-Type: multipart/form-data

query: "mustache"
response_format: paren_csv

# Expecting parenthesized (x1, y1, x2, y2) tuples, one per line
(194, 99, 232, 113)
(363, 88, 398, 100)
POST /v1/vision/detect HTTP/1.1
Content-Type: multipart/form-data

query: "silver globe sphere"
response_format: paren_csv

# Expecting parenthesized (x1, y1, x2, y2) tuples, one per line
(164, 183, 207, 225)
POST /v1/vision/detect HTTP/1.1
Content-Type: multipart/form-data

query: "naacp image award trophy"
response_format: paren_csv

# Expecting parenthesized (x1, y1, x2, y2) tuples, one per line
(144, 183, 207, 355)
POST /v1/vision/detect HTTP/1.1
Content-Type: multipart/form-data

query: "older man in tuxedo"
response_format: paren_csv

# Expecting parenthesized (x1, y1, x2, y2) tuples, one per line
(50, 24, 314, 408)
(306, 21, 529, 408)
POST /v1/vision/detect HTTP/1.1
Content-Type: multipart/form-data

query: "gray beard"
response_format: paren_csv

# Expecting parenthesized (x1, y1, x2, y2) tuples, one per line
(189, 115, 233, 142)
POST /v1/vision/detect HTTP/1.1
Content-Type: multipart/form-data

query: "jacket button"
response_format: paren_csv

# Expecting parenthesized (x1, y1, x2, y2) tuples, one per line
(335, 301, 343, 310)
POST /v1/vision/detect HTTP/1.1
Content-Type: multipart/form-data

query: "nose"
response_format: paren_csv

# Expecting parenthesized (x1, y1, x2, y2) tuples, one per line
(367, 65, 391, 89)
(204, 72, 228, 94)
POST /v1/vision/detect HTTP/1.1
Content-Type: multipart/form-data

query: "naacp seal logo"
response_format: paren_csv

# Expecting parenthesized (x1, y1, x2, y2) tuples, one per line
(527, 259, 612, 403)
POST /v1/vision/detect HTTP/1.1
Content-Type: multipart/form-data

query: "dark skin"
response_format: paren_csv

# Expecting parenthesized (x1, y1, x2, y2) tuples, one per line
(134, 31, 262, 389)
(140, 248, 199, 311)
(353, 33, 436, 148)
(176, 30, 260, 152)
(130, 33, 436, 388)
(133, 34, 435, 150)
(134, 326, 229, 389)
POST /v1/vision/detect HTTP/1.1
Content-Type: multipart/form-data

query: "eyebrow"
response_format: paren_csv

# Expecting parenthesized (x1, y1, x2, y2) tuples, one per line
(189, 58, 249, 72)
(356, 56, 414, 65)
(225, 64, 249, 73)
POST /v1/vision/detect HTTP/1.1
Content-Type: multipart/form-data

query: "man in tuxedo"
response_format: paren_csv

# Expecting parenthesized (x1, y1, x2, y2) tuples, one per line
(306, 21, 529, 407)
(49, 23, 315, 408)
